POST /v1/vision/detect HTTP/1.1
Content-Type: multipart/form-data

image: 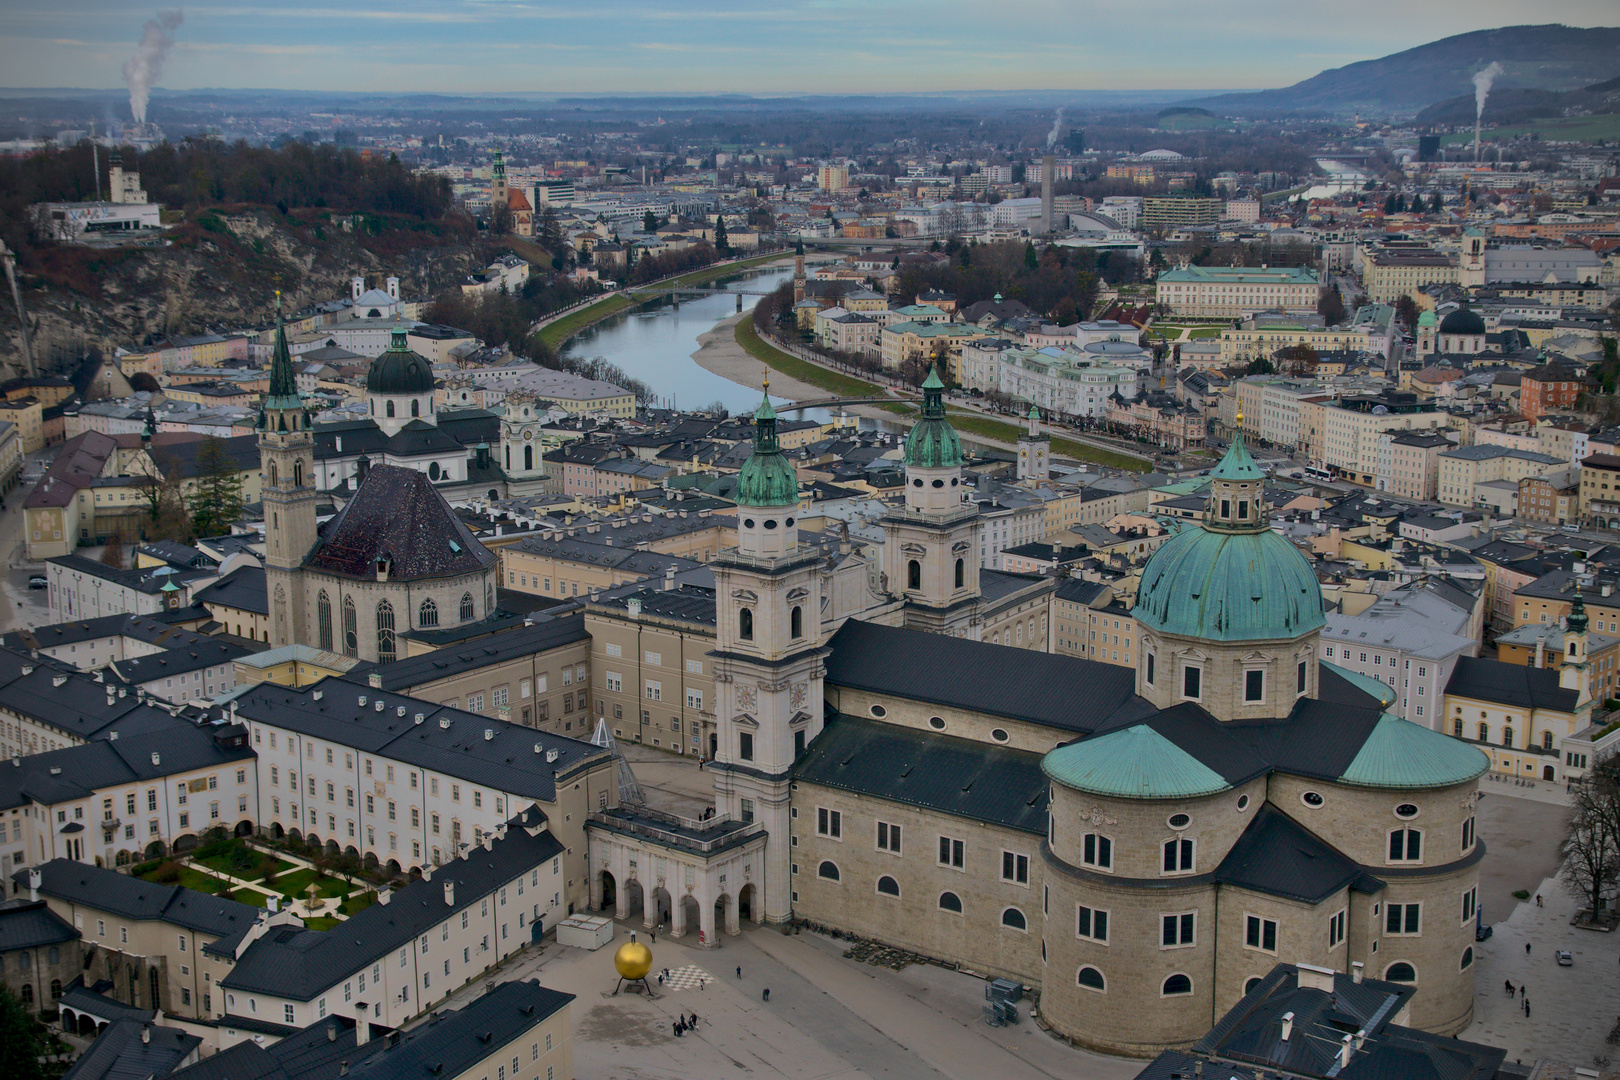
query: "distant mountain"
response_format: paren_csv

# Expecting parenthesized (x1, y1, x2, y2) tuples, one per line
(1414, 75, 1620, 126)
(1187, 24, 1620, 116)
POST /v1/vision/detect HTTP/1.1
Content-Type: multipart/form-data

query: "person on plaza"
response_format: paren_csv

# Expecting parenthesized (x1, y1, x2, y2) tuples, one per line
(1525, 1000, 1531, 1018)
(673, 1022, 682, 1038)
(1519, 985, 1525, 998)
(1525, 942, 1531, 955)
(763, 988, 771, 1002)
(689, 1013, 699, 1028)
(1504, 979, 1514, 996)
(736, 966, 742, 978)
(1536, 894, 1543, 907)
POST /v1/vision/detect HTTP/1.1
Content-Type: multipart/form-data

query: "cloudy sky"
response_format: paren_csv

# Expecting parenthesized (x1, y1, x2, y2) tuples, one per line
(1, 0, 1614, 97)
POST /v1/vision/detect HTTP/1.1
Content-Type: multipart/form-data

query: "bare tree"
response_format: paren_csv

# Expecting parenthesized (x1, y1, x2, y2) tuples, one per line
(1563, 764, 1620, 919)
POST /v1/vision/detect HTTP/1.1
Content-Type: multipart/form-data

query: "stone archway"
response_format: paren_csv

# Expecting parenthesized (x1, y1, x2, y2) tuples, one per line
(679, 894, 702, 940)
(599, 870, 617, 913)
(234, 820, 255, 837)
(738, 883, 757, 923)
(144, 840, 166, 859)
(78, 1012, 97, 1036)
(623, 877, 644, 922)
(650, 886, 673, 930)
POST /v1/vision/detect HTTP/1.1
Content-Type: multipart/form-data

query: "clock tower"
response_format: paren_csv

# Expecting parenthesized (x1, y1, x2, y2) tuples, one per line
(258, 294, 318, 649)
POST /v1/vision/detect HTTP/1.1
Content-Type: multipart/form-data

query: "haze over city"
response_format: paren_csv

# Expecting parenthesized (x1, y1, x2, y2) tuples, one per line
(2, 0, 1618, 95)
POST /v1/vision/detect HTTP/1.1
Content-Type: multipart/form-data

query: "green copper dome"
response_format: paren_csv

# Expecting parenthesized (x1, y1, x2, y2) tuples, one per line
(735, 393, 798, 508)
(366, 326, 436, 396)
(1209, 430, 1264, 481)
(1416, 309, 1437, 328)
(1042, 725, 1231, 800)
(1136, 527, 1324, 642)
(1338, 713, 1489, 790)
(904, 367, 962, 470)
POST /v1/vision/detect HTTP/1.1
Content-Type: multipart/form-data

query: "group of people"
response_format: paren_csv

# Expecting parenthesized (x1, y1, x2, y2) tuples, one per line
(1502, 979, 1531, 1018)
(672, 1012, 701, 1037)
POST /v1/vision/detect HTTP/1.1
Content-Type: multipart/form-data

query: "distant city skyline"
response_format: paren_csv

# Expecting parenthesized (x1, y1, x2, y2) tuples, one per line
(1, 1, 1615, 103)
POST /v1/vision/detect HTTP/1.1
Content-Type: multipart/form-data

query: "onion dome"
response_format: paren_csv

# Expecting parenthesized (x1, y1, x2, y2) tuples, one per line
(366, 326, 435, 395)
(904, 367, 962, 470)
(1416, 309, 1437, 328)
(735, 391, 798, 508)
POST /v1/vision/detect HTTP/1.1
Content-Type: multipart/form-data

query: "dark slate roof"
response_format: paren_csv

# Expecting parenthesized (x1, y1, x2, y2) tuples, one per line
(45, 554, 213, 596)
(352, 612, 589, 692)
(1445, 655, 1579, 711)
(19, 860, 263, 952)
(1214, 805, 1377, 904)
(1054, 578, 1111, 605)
(0, 898, 79, 950)
(193, 565, 269, 616)
(58, 978, 154, 1025)
(227, 679, 607, 802)
(591, 583, 718, 626)
(793, 715, 1049, 835)
(0, 723, 253, 813)
(824, 620, 1146, 735)
(169, 1015, 373, 1080)
(221, 822, 563, 1000)
(153, 435, 261, 482)
(110, 636, 252, 683)
(0, 647, 202, 742)
(4, 610, 222, 651)
(305, 464, 494, 581)
(62, 1019, 201, 1080)
(347, 979, 572, 1080)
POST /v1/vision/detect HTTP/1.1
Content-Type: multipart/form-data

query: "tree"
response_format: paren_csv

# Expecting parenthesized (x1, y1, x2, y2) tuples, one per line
(100, 530, 126, 568)
(139, 452, 192, 543)
(1317, 284, 1347, 327)
(0, 986, 46, 1080)
(643, 210, 658, 234)
(1430, 192, 1444, 214)
(1245, 356, 1275, 375)
(488, 202, 514, 237)
(190, 437, 246, 539)
(1276, 344, 1319, 377)
(537, 206, 564, 253)
(1563, 764, 1620, 919)
(713, 216, 730, 255)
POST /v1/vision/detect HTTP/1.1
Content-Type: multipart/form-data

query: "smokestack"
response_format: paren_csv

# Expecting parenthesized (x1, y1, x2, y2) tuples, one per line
(1041, 155, 1054, 236)
(122, 10, 184, 126)
(1471, 62, 1502, 164)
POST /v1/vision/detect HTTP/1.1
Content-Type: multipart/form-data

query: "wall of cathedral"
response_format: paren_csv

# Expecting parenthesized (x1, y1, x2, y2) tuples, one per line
(297, 569, 496, 663)
(789, 780, 1043, 984)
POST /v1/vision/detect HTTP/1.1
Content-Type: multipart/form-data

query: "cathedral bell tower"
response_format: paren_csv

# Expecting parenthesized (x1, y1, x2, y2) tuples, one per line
(1561, 588, 1593, 710)
(259, 293, 318, 648)
(708, 385, 826, 926)
(491, 149, 509, 211)
(883, 366, 982, 637)
(1018, 404, 1050, 485)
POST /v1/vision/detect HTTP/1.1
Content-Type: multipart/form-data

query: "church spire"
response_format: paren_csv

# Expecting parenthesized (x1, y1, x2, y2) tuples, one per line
(260, 292, 304, 428)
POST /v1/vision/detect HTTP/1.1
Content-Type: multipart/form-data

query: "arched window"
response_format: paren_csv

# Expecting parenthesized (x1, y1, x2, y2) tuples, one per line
(317, 591, 333, 652)
(907, 559, 921, 590)
(418, 597, 439, 628)
(1001, 907, 1027, 931)
(876, 875, 900, 896)
(1244, 976, 1263, 994)
(790, 606, 803, 640)
(411, 399, 420, 417)
(505, 445, 511, 470)
(1542, 730, 1554, 750)
(954, 558, 964, 588)
(1161, 974, 1192, 996)
(1460, 947, 1473, 970)
(293, 460, 303, 488)
(342, 597, 358, 656)
(1387, 828, 1422, 862)
(938, 891, 962, 913)
(1077, 966, 1105, 991)
(817, 861, 840, 882)
(460, 592, 475, 622)
(386, 400, 395, 418)
(739, 608, 754, 641)
(1384, 962, 1416, 983)
(524, 444, 534, 471)
(268, 461, 278, 487)
(19, 984, 31, 1005)
(1502, 727, 1513, 747)
(1477, 721, 1488, 741)
(376, 601, 396, 663)
(50, 978, 62, 1000)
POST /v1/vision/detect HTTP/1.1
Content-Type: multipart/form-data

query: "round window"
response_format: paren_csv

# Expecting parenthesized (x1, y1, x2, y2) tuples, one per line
(785, 517, 795, 528)
(932, 479, 945, 488)
(869, 704, 887, 718)
(764, 519, 777, 529)
(990, 728, 1009, 743)
(1301, 791, 1325, 807)
(913, 478, 924, 487)
(1394, 803, 1419, 819)
(1236, 794, 1250, 811)
(743, 518, 756, 529)
(1167, 813, 1190, 829)
(951, 477, 959, 486)
(928, 716, 946, 730)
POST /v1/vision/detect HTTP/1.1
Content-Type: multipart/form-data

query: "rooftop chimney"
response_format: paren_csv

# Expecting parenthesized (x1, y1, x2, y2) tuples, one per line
(27, 867, 41, 902)
(1352, 961, 1364, 984)
(1280, 1011, 1295, 1041)
(1339, 1033, 1354, 1069)
(444, 880, 455, 907)
(355, 1019, 370, 1046)
(377, 888, 391, 906)
(141, 1025, 150, 1045)
(1296, 963, 1336, 992)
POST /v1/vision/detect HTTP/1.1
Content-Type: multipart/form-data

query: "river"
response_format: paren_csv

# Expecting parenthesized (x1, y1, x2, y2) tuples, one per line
(1302, 158, 1371, 201)
(559, 265, 822, 417)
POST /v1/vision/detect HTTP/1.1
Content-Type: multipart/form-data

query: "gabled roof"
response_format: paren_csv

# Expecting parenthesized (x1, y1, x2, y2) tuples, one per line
(305, 464, 494, 581)
(0, 899, 79, 951)
(1215, 805, 1378, 904)
(21, 859, 263, 952)
(1444, 655, 1580, 712)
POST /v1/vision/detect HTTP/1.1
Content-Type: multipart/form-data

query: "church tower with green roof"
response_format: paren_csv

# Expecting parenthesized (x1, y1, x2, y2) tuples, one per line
(707, 385, 828, 927)
(882, 366, 983, 637)
(259, 293, 318, 649)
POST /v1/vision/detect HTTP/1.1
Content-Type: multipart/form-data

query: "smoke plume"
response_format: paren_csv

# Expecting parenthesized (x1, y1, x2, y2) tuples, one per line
(1045, 108, 1064, 150)
(122, 10, 184, 125)
(1471, 61, 1502, 121)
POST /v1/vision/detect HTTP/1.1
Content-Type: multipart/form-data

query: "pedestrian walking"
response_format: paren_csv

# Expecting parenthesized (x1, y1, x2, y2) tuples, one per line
(736, 966, 742, 978)
(650, 929, 656, 944)
(1504, 979, 1514, 996)
(658, 973, 664, 985)
(1536, 894, 1543, 907)
(673, 1022, 682, 1038)
(1525, 1000, 1531, 1019)
(763, 988, 770, 1002)
(1519, 985, 1525, 999)
(1525, 942, 1531, 955)
(689, 1013, 699, 1028)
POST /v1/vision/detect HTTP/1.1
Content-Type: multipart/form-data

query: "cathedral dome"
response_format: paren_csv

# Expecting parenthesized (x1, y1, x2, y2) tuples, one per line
(367, 327, 436, 396)
(904, 368, 961, 470)
(1135, 526, 1325, 642)
(1438, 307, 1484, 336)
(735, 394, 799, 508)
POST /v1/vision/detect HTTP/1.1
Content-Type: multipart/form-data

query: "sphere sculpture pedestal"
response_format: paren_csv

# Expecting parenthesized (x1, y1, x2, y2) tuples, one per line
(612, 932, 655, 997)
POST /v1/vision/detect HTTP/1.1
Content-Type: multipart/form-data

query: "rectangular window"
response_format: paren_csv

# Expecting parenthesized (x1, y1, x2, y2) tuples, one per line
(876, 821, 901, 853)
(1002, 851, 1029, 884)
(938, 836, 964, 869)
(1082, 834, 1112, 870)
(1244, 669, 1264, 703)
(1329, 909, 1346, 948)
(1161, 912, 1196, 947)
(605, 673, 622, 693)
(1461, 887, 1477, 924)
(1385, 903, 1421, 935)
(1182, 666, 1201, 700)
(738, 732, 753, 761)
(1296, 661, 1307, 694)
(1145, 653, 1155, 685)
(816, 807, 842, 839)
(1076, 904, 1108, 942)
(645, 680, 661, 701)
(1245, 915, 1277, 952)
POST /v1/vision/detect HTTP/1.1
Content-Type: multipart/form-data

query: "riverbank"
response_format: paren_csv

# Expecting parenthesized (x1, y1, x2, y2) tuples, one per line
(695, 313, 1152, 472)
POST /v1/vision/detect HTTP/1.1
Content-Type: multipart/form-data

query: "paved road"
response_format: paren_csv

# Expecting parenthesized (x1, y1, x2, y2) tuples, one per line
(0, 453, 51, 635)
(1475, 783, 1571, 931)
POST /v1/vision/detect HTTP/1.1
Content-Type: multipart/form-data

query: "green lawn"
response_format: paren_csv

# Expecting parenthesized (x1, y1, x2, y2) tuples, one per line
(343, 890, 378, 917)
(230, 887, 270, 908)
(1186, 327, 1224, 340)
(944, 410, 1151, 473)
(193, 849, 295, 881)
(303, 916, 342, 931)
(136, 863, 236, 896)
(1440, 114, 1620, 145)
(272, 868, 353, 901)
(734, 318, 885, 400)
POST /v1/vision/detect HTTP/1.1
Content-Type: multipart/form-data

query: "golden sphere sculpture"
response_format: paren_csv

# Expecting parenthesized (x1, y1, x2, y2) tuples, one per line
(614, 938, 653, 981)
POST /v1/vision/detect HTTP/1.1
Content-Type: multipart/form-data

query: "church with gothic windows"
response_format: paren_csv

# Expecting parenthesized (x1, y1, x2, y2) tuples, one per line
(583, 376, 1492, 1057)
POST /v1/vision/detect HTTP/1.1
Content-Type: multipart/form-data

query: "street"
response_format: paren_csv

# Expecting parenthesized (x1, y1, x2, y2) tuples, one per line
(0, 449, 53, 635)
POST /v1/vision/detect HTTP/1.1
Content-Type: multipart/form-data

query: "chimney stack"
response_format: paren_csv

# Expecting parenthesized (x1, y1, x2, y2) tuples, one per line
(1280, 1011, 1294, 1041)
(1339, 1033, 1354, 1069)
(1351, 961, 1364, 984)
(444, 880, 455, 907)
(27, 868, 41, 902)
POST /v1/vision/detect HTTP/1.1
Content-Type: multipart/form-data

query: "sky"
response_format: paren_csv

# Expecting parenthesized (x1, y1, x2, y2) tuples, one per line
(1, 0, 1615, 100)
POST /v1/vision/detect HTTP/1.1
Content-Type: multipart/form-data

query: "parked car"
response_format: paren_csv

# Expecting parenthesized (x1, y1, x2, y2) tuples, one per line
(1556, 950, 1573, 966)
(27, 575, 47, 590)
(1475, 923, 1493, 941)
